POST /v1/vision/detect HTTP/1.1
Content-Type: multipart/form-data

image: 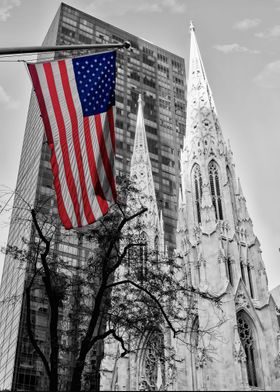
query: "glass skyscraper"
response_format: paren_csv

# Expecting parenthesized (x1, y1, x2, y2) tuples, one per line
(0, 3, 186, 390)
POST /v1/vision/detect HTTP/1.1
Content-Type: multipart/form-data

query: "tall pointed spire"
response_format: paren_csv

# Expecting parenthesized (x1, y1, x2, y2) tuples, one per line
(129, 94, 164, 251)
(130, 94, 157, 204)
(131, 94, 150, 167)
(183, 22, 226, 158)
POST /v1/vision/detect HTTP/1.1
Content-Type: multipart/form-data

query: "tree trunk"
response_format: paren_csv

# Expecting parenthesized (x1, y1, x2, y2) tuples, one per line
(70, 359, 86, 392)
(49, 298, 59, 392)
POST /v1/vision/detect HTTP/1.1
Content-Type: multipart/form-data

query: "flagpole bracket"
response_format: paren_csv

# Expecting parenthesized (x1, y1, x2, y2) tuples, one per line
(123, 41, 131, 50)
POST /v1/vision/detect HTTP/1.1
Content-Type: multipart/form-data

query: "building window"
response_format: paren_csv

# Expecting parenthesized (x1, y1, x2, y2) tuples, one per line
(192, 164, 202, 224)
(225, 257, 233, 286)
(237, 312, 258, 387)
(247, 265, 254, 298)
(140, 330, 165, 390)
(240, 261, 246, 283)
(208, 161, 223, 220)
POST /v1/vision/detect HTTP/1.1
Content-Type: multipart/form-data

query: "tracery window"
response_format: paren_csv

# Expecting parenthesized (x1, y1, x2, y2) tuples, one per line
(138, 232, 148, 283)
(208, 161, 223, 220)
(141, 330, 165, 391)
(192, 164, 202, 224)
(154, 235, 159, 262)
(237, 312, 258, 387)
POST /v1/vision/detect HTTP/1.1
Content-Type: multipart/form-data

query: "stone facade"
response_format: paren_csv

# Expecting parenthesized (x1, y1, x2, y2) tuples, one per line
(100, 24, 280, 391)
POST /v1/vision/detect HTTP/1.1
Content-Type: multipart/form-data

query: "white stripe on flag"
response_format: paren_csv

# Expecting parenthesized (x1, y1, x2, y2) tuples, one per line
(51, 60, 88, 226)
(65, 60, 104, 221)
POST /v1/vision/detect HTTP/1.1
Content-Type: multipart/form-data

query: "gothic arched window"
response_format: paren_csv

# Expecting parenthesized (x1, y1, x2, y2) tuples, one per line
(237, 312, 258, 387)
(154, 235, 159, 262)
(192, 164, 202, 224)
(208, 161, 223, 220)
(140, 330, 165, 390)
(225, 257, 233, 286)
(138, 232, 148, 283)
(247, 265, 254, 298)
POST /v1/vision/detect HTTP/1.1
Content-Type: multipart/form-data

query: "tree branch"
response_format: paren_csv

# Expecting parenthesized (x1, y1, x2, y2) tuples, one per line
(31, 208, 59, 390)
(89, 328, 129, 358)
(108, 242, 146, 275)
(187, 285, 226, 303)
(31, 208, 50, 248)
(104, 279, 179, 337)
(111, 330, 129, 357)
(102, 207, 147, 271)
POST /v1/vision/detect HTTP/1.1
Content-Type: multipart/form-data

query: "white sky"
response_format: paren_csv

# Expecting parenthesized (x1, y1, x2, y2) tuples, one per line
(0, 0, 280, 289)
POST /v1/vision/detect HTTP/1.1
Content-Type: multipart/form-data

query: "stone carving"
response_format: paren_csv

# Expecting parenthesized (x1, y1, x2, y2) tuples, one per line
(233, 346, 246, 363)
(138, 378, 150, 391)
(235, 292, 250, 309)
(140, 330, 165, 391)
(193, 225, 202, 242)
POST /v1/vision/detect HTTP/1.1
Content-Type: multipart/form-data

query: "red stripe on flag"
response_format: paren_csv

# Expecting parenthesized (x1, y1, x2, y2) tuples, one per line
(43, 62, 82, 227)
(58, 60, 95, 224)
(27, 64, 54, 144)
(95, 114, 117, 201)
(27, 63, 72, 229)
(107, 107, 115, 154)
(83, 117, 109, 215)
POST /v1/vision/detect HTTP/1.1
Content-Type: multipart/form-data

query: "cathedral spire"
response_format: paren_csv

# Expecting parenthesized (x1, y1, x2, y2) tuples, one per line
(183, 22, 226, 158)
(130, 94, 156, 204)
(129, 94, 164, 251)
(131, 94, 149, 167)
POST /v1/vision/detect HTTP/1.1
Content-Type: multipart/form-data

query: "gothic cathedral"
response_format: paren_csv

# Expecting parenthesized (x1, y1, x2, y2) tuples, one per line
(100, 24, 280, 391)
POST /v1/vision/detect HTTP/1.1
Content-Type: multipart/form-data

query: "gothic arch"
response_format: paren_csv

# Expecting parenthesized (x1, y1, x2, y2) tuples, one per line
(236, 310, 263, 388)
(191, 163, 202, 224)
(208, 160, 223, 221)
(138, 329, 165, 391)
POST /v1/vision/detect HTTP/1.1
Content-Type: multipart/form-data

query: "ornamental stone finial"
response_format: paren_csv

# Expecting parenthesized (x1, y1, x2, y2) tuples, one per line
(190, 20, 195, 32)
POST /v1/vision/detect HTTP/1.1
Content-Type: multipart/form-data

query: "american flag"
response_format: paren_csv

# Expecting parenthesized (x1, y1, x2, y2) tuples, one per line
(27, 51, 117, 229)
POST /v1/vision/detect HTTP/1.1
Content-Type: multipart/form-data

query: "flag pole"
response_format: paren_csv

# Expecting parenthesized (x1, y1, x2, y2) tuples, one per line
(0, 41, 131, 56)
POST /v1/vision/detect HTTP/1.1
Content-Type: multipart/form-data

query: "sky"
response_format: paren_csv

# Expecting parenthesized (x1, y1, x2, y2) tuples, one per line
(0, 0, 280, 289)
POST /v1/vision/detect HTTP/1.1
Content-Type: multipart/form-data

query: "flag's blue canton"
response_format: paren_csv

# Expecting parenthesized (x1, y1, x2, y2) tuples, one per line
(73, 51, 116, 117)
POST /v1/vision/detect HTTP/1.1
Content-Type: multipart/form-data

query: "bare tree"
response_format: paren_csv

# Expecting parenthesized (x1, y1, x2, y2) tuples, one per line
(1, 178, 226, 392)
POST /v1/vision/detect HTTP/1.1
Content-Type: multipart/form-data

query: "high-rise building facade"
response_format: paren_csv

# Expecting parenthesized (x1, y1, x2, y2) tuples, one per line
(0, 3, 186, 391)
